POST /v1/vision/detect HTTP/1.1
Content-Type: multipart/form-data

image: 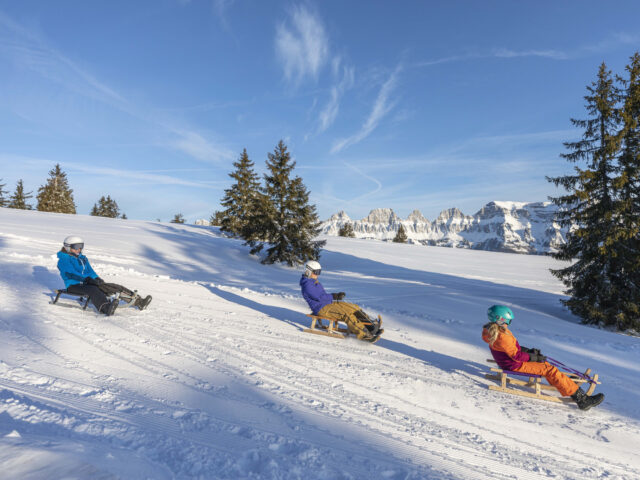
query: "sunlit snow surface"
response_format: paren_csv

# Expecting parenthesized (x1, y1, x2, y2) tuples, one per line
(1, 208, 638, 479)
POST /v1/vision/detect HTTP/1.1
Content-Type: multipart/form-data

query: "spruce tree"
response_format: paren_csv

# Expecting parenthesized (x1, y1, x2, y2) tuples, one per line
(338, 223, 356, 237)
(0, 179, 7, 207)
(393, 224, 408, 243)
(171, 213, 185, 224)
(36, 164, 76, 214)
(547, 62, 626, 327)
(220, 149, 262, 237)
(209, 210, 225, 226)
(614, 52, 640, 330)
(90, 195, 121, 218)
(8, 180, 33, 210)
(249, 140, 325, 265)
(121, 213, 128, 220)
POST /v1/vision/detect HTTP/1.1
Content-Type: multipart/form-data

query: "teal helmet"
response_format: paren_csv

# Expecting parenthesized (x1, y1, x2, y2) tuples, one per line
(487, 305, 514, 325)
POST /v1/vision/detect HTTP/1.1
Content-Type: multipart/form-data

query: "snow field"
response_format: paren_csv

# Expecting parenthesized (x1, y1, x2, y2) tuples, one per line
(0, 208, 639, 479)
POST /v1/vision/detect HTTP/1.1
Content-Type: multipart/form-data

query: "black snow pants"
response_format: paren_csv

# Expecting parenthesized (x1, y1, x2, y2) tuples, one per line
(67, 284, 110, 313)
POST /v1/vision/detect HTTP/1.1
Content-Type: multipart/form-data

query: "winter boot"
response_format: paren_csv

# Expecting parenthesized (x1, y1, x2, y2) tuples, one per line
(134, 295, 152, 311)
(571, 387, 604, 411)
(100, 298, 120, 316)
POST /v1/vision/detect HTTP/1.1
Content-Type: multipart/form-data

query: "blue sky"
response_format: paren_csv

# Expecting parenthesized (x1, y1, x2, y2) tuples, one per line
(1, 1, 640, 222)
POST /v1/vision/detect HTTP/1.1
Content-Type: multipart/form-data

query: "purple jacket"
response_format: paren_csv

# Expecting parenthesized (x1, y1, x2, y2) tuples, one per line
(300, 276, 333, 315)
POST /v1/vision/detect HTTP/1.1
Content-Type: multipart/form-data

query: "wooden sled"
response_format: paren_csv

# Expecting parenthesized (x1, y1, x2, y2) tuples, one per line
(304, 314, 350, 339)
(304, 314, 384, 343)
(485, 359, 600, 404)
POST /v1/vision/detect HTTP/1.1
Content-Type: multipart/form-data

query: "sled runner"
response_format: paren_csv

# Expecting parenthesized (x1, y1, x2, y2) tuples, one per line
(304, 314, 384, 343)
(485, 359, 600, 404)
(51, 289, 91, 310)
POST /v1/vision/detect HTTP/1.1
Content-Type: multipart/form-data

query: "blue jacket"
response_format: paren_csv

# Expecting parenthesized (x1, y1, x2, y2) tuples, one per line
(300, 276, 333, 315)
(57, 251, 99, 288)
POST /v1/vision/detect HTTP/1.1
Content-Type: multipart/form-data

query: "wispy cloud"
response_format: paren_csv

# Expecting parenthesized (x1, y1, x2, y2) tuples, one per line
(212, 0, 236, 31)
(331, 66, 401, 153)
(492, 48, 568, 60)
(414, 48, 567, 68)
(316, 58, 354, 134)
(0, 11, 233, 165)
(0, 154, 224, 188)
(275, 5, 329, 85)
(169, 130, 234, 164)
(415, 32, 640, 68)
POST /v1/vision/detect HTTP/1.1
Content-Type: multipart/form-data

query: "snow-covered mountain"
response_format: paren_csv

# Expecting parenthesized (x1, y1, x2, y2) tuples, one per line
(321, 201, 567, 254)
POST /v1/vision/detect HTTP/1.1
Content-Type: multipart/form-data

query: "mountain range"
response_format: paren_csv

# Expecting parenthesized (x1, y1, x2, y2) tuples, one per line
(320, 201, 567, 254)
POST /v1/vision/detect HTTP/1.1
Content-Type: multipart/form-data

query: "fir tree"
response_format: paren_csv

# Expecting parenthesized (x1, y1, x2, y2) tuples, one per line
(90, 195, 121, 218)
(248, 140, 325, 265)
(393, 224, 408, 243)
(547, 62, 627, 328)
(121, 213, 128, 219)
(220, 149, 262, 237)
(171, 213, 185, 224)
(8, 180, 33, 210)
(338, 223, 356, 237)
(209, 210, 225, 226)
(613, 52, 640, 330)
(0, 178, 7, 207)
(36, 164, 76, 214)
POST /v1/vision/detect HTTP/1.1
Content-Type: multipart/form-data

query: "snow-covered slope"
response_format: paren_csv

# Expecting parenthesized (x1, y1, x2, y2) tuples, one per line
(1, 208, 639, 479)
(321, 201, 567, 254)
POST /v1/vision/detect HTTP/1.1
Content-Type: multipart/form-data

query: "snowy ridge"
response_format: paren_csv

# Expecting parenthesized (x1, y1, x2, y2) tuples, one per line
(0, 208, 639, 479)
(321, 201, 567, 254)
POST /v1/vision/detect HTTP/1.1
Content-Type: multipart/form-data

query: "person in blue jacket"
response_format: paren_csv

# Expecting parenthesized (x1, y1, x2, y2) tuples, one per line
(300, 261, 382, 341)
(56, 235, 151, 316)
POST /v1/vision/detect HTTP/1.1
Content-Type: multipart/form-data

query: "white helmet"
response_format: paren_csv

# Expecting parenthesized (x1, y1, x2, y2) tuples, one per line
(304, 260, 322, 277)
(63, 235, 84, 252)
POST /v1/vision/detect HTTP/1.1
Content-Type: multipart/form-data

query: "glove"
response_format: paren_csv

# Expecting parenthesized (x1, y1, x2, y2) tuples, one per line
(528, 352, 547, 363)
(84, 277, 102, 286)
(331, 292, 346, 301)
(521, 347, 541, 355)
(94, 277, 105, 285)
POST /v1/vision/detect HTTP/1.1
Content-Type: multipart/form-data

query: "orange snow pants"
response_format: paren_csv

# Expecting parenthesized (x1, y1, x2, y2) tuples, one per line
(515, 362, 579, 397)
(317, 302, 372, 339)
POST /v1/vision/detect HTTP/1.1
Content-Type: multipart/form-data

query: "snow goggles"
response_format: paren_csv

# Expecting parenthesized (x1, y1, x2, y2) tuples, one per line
(306, 268, 321, 275)
(68, 243, 84, 250)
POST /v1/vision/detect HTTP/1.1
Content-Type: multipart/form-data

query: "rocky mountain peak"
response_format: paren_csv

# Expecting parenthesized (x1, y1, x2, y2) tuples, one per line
(320, 201, 568, 254)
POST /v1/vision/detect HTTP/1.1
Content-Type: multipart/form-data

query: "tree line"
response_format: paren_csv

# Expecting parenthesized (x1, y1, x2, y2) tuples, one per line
(548, 53, 640, 331)
(0, 164, 126, 219)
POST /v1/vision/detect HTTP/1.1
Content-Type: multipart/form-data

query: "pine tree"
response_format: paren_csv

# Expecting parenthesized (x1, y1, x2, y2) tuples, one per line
(209, 210, 225, 226)
(547, 62, 627, 327)
(338, 223, 356, 237)
(220, 149, 262, 237)
(8, 180, 33, 210)
(36, 164, 76, 214)
(121, 213, 128, 220)
(90, 195, 121, 218)
(0, 178, 7, 207)
(393, 224, 408, 243)
(171, 213, 185, 224)
(249, 140, 325, 265)
(613, 52, 640, 330)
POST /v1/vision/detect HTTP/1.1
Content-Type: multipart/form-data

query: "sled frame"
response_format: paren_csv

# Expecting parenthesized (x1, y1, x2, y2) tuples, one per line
(485, 360, 600, 403)
(51, 289, 91, 310)
(304, 314, 350, 339)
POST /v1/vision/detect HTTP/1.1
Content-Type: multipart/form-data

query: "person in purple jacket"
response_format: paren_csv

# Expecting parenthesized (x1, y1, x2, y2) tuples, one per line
(300, 261, 382, 341)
